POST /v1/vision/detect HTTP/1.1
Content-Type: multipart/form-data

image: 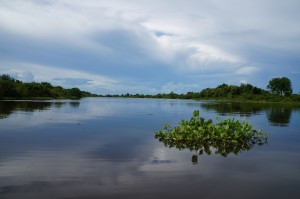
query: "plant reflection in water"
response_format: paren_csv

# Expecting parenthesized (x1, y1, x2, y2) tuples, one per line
(155, 110, 268, 164)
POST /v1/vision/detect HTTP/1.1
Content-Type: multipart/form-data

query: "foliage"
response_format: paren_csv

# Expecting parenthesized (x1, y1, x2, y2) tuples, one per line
(267, 77, 292, 96)
(2, 73, 299, 104)
(199, 83, 266, 98)
(0, 74, 96, 99)
(102, 79, 300, 104)
(155, 110, 268, 164)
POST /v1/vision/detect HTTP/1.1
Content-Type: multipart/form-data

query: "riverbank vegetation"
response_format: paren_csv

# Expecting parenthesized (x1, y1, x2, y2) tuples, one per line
(0, 74, 97, 99)
(1, 73, 299, 103)
(105, 77, 300, 104)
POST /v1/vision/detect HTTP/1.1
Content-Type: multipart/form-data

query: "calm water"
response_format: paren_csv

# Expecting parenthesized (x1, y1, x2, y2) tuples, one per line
(0, 98, 299, 199)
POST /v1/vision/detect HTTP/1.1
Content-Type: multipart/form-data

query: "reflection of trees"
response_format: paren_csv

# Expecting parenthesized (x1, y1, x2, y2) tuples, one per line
(0, 101, 52, 118)
(267, 107, 292, 127)
(0, 102, 14, 116)
(0, 101, 72, 119)
(201, 102, 297, 126)
(201, 102, 264, 117)
(53, 102, 66, 108)
(157, 133, 268, 165)
(69, 101, 80, 108)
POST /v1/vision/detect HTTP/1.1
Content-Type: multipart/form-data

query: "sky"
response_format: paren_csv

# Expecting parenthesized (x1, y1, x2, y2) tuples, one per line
(0, 0, 300, 94)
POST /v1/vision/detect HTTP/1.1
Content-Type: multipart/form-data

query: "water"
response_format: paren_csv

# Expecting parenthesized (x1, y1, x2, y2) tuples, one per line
(0, 98, 299, 199)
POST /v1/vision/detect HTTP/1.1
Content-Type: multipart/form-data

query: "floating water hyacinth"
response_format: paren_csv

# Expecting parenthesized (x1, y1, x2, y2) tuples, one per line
(155, 110, 268, 164)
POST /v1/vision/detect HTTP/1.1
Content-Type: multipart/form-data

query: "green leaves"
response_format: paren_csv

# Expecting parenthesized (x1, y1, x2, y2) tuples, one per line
(163, 123, 168, 130)
(267, 77, 292, 96)
(193, 110, 200, 117)
(154, 110, 268, 161)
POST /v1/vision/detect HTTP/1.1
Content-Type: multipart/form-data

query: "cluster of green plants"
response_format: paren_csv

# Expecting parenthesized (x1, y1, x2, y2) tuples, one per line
(155, 110, 268, 163)
(0, 74, 97, 99)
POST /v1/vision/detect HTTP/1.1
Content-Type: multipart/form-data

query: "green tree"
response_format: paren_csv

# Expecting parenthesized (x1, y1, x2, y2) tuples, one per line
(67, 87, 82, 99)
(0, 74, 18, 98)
(267, 77, 292, 96)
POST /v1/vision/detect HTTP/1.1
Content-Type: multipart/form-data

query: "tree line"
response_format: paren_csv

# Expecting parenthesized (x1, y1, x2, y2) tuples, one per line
(0, 74, 96, 99)
(104, 77, 300, 103)
(1, 74, 299, 103)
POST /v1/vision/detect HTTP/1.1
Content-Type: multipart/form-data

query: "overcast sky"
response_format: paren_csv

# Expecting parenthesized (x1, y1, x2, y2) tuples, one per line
(0, 0, 299, 94)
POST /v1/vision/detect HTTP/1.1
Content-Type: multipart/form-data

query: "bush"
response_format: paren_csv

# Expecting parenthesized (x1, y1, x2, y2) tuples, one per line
(155, 110, 268, 162)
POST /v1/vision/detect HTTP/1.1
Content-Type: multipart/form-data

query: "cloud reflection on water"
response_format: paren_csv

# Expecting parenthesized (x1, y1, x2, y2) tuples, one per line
(0, 98, 300, 198)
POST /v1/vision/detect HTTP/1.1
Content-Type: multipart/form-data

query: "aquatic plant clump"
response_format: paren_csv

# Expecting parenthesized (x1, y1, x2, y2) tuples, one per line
(155, 110, 268, 157)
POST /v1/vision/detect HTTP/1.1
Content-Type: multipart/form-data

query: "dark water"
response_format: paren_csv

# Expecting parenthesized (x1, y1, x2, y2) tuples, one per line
(0, 98, 299, 199)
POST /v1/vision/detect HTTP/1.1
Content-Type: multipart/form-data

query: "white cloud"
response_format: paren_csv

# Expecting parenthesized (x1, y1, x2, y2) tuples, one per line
(0, 0, 242, 71)
(240, 80, 247, 84)
(0, 62, 118, 92)
(15, 71, 35, 82)
(235, 66, 259, 75)
(159, 82, 200, 94)
(1, 62, 184, 94)
(0, 0, 299, 93)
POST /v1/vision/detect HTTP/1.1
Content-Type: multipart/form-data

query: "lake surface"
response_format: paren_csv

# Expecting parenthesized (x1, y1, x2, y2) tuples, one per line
(0, 98, 299, 199)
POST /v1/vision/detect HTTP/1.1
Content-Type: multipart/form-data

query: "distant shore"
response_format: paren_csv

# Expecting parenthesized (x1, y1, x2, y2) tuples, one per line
(1, 74, 299, 104)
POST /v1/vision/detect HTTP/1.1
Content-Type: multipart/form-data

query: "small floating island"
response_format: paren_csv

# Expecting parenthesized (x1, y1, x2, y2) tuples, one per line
(155, 110, 268, 164)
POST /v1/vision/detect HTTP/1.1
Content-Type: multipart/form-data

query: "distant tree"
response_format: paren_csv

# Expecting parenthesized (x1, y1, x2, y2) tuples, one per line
(169, 91, 177, 99)
(0, 74, 90, 99)
(68, 87, 82, 99)
(240, 83, 253, 93)
(267, 77, 292, 96)
(0, 74, 15, 81)
(0, 74, 18, 98)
